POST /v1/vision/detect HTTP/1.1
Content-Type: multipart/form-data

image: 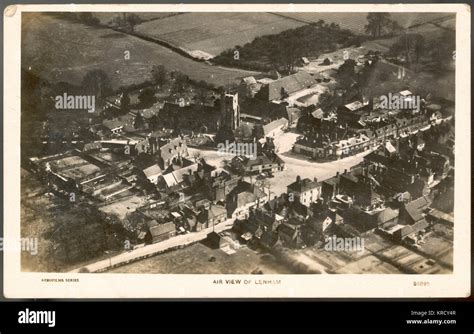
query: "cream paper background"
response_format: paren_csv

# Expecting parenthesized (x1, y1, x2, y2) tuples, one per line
(3, 3, 471, 298)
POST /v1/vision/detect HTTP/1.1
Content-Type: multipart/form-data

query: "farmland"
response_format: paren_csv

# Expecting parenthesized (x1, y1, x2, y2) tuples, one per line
(22, 13, 258, 91)
(133, 12, 454, 58)
(276, 12, 454, 34)
(93, 12, 180, 26)
(135, 12, 307, 57)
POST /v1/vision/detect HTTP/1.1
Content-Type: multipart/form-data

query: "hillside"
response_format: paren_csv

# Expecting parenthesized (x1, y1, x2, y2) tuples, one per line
(21, 13, 258, 91)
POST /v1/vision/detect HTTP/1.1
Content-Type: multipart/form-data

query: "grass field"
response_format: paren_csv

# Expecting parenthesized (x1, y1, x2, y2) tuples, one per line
(135, 12, 306, 57)
(93, 12, 179, 26)
(22, 13, 258, 90)
(109, 241, 295, 274)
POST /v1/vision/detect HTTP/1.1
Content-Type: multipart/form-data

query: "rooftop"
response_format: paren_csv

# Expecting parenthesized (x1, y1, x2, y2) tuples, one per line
(287, 178, 320, 193)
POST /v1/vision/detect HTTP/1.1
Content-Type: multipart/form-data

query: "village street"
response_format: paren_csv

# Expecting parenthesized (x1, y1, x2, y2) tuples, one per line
(266, 131, 371, 195)
(189, 131, 371, 196)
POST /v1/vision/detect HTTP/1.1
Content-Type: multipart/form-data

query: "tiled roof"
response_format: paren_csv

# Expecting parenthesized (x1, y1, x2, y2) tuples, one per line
(149, 222, 176, 238)
(404, 196, 431, 222)
(143, 164, 162, 178)
(263, 118, 288, 135)
(266, 71, 316, 101)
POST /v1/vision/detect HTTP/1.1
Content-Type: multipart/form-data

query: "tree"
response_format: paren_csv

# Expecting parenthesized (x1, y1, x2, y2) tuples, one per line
(338, 59, 357, 89)
(280, 87, 289, 99)
(194, 86, 208, 105)
(170, 71, 189, 95)
(138, 88, 156, 106)
(389, 33, 425, 64)
(134, 112, 144, 129)
(151, 65, 167, 86)
(268, 36, 309, 74)
(318, 91, 336, 110)
(78, 12, 100, 26)
(148, 115, 159, 130)
(110, 15, 125, 27)
(82, 69, 112, 98)
(365, 13, 392, 38)
(120, 92, 130, 110)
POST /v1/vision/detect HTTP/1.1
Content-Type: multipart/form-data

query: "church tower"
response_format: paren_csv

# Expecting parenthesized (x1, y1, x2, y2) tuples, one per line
(220, 92, 240, 131)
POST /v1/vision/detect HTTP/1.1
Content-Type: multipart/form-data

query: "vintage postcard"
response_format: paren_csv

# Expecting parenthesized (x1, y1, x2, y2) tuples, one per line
(3, 3, 471, 298)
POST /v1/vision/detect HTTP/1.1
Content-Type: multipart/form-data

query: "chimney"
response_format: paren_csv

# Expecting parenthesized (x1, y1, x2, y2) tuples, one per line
(344, 169, 347, 174)
(314, 177, 318, 183)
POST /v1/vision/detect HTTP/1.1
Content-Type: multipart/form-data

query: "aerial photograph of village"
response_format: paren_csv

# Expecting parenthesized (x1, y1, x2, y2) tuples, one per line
(20, 11, 455, 275)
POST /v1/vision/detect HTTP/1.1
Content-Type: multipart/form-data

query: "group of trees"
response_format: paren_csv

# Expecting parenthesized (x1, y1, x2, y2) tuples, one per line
(365, 13, 403, 38)
(109, 13, 143, 32)
(214, 20, 361, 73)
(388, 26, 455, 71)
(389, 33, 425, 64)
(82, 69, 113, 98)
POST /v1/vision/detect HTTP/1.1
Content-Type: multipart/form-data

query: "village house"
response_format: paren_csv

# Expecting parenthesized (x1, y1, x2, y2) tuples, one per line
(229, 152, 285, 176)
(145, 220, 176, 244)
(321, 174, 341, 201)
(238, 76, 263, 99)
(136, 163, 162, 185)
(293, 134, 333, 159)
(197, 204, 228, 230)
(256, 71, 318, 102)
(333, 133, 371, 158)
(225, 180, 267, 219)
(102, 114, 137, 135)
(286, 106, 304, 126)
(158, 137, 189, 169)
(382, 196, 431, 242)
(343, 205, 399, 233)
(206, 168, 241, 202)
(262, 117, 289, 138)
(157, 159, 214, 193)
(277, 220, 305, 249)
(338, 168, 381, 208)
(287, 176, 321, 207)
(248, 209, 284, 232)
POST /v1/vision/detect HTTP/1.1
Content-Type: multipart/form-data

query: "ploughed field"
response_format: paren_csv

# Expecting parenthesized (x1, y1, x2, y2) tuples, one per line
(134, 12, 454, 57)
(134, 12, 306, 57)
(22, 13, 258, 90)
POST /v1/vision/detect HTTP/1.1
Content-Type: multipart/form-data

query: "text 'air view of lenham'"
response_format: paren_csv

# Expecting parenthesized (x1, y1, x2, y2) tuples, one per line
(21, 11, 455, 275)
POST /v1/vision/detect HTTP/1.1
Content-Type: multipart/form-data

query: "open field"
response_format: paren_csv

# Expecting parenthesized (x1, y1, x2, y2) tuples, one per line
(22, 13, 258, 90)
(133, 12, 455, 57)
(93, 12, 180, 26)
(276, 12, 454, 34)
(135, 12, 306, 57)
